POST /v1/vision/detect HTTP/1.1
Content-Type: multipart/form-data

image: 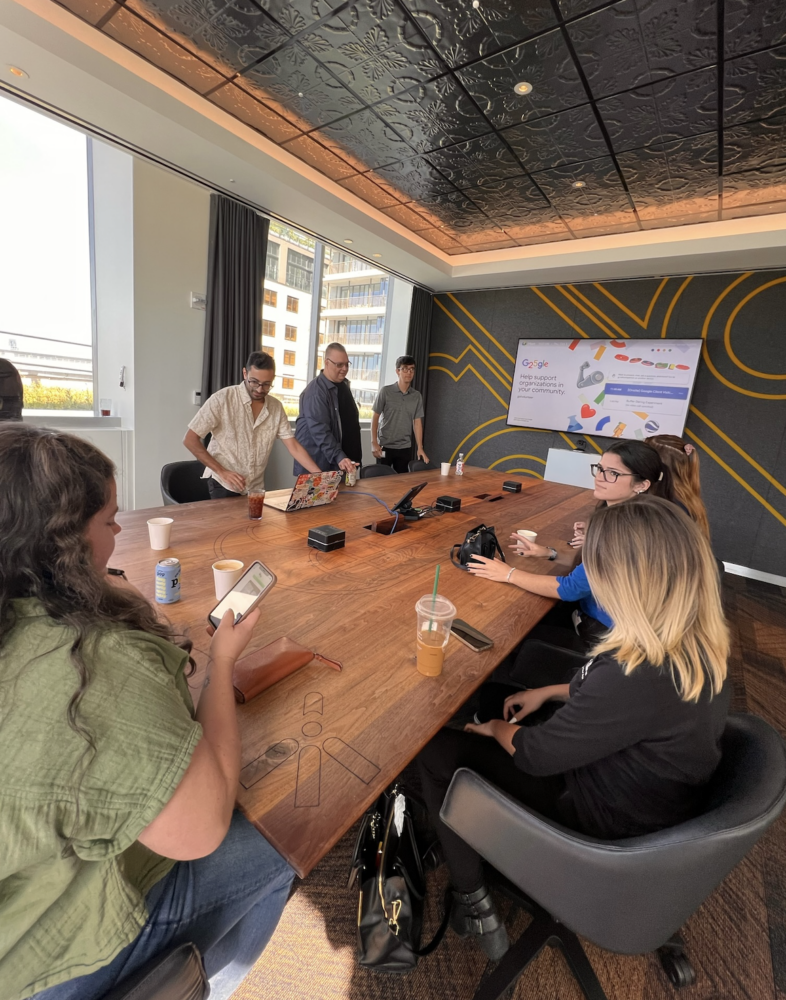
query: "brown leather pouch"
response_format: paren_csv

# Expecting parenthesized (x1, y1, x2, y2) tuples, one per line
(233, 636, 342, 704)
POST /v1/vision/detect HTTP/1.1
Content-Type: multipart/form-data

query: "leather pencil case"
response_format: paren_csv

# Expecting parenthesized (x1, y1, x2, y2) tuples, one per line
(233, 636, 342, 704)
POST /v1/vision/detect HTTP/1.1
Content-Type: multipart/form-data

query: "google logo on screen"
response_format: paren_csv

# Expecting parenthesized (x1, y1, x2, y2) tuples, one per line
(521, 359, 549, 369)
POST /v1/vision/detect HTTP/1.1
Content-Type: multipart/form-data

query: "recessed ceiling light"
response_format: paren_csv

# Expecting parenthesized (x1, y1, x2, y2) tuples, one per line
(572, 180, 586, 189)
(372, 253, 382, 258)
(7, 66, 28, 79)
(472, 0, 480, 7)
(229, 178, 236, 184)
(513, 81, 533, 96)
(343, 239, 353, 245)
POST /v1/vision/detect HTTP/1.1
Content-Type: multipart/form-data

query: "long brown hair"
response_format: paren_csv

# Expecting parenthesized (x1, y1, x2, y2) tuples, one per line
(583, 496, 728, 702)
(647, 434, 710, 538)
(0, 425, 192, 761)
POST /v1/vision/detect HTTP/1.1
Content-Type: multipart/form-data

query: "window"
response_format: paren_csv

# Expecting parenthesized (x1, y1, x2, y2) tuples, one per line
(265, 242, 280, 283)
(282, 376, 295, 389)
(262, 319, 276, 338)
(286, 296, 298, 313)
(283, 350, 296, 366)
(285, 325, 297, 341)
(0, 95, 94, 413)
(286, 249, 314, 292)
(264, 288, 277, 308)
(264, 346, 274, 359)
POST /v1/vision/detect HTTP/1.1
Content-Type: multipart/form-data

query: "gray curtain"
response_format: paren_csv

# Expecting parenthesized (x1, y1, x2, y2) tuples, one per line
(406, 286, 433, 414)
(201, 194, 268, 400)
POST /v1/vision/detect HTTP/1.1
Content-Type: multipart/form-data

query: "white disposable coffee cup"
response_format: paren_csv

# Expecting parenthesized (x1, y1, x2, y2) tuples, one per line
(212, 559, 244, 601)
(517, 529, 538, 543)
(147, 517, 173, 550)
(440, 462, 450, 476)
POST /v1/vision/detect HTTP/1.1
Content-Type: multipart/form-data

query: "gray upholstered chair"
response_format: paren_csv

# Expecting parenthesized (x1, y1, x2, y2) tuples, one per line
(360, 463, 398, 479)
(160, 461, 210, 504)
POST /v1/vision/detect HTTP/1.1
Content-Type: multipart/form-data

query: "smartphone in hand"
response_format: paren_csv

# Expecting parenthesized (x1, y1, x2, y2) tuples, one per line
(207, 561, 276, 629)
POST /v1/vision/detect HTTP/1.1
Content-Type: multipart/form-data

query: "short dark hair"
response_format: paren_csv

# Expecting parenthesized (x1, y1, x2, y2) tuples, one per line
(245, 351, 274, 372)
(396, 355, 416, 369)
(323, 342, 348, 356)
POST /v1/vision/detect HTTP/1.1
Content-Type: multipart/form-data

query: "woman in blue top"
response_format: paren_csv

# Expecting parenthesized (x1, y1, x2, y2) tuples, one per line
(469, 440, 672, 676)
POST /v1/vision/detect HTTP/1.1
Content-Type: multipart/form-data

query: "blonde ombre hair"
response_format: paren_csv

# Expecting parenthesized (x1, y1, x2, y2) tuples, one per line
(583, 496, 728, 702)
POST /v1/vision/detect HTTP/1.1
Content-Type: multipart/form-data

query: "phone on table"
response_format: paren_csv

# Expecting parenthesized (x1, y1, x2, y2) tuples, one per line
(207, 560, 276, 629)
(450, 619, 494, 652)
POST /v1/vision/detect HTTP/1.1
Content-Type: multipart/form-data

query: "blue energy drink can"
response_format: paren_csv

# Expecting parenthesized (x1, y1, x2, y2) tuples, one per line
(155, 557, 181, 604)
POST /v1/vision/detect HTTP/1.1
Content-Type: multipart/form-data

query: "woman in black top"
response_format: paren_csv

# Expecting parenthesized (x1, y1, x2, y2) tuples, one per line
(417, 496, 730, 961)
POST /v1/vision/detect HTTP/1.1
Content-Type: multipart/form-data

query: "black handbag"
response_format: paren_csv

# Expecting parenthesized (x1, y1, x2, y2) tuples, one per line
(349, 787, 450, 973)
(450, 523, 506, 570)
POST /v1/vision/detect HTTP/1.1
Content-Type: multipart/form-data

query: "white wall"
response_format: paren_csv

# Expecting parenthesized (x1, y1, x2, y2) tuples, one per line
(132, 158, 209, 508)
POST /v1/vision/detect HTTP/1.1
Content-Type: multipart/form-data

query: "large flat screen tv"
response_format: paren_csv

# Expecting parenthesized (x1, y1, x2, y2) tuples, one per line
(506, 338, 702, 440)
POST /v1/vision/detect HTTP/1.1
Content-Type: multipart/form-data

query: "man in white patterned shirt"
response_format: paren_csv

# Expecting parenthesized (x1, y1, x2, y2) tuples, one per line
(184, 351, 321, 498)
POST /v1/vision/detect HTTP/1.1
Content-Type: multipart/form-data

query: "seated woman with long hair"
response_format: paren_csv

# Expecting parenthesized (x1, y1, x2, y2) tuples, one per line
(647, 434, 710, 539)
(418, 497, 730, 961)
(0, 426, 294, 1000)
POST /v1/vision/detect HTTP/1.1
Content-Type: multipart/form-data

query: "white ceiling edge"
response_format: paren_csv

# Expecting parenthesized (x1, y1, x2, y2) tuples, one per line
(2, 0, 786, 294)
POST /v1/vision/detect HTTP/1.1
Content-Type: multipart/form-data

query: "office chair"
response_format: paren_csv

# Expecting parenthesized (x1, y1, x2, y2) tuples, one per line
(408, 459, 438, 472)
(160, 461, 210, 505)
(360, 464, 398, 479)
(441, 713, 786, 1000)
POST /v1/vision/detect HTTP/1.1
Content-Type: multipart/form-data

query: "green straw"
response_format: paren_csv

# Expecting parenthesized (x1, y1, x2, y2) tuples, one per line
(429, 564, 440, 631)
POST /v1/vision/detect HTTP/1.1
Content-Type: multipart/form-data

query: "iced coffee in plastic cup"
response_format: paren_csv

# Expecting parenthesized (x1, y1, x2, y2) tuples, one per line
(415, 594, 456, 677)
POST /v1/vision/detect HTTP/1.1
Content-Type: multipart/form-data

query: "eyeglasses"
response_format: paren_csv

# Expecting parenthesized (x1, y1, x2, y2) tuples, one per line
(398, 366, 416, 373)
(591, 463, 636, 483)
(325, 358, 351, 370)
(246, 377, 275, 389)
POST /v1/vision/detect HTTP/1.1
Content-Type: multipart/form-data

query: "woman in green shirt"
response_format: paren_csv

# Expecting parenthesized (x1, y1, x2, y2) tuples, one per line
(0, 425, 294, 1000)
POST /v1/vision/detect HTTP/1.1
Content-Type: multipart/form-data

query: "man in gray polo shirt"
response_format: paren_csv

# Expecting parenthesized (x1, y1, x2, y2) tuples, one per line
(371, 355, 429, 473)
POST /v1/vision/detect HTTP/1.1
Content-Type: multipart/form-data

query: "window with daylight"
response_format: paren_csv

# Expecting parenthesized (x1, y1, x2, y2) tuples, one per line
(265, 241, 279, 283)
(0, 94, 94, 414)
(286, 249, 314, 292)
(286, 295, 298, 313)
(262, 319, 276, 339)
(264, 288, 277, 308)
(285, 325, 297, 341)
(281, 376, 294, 390)
(265, 346, 274, 359)
(283, 350, 296, 366)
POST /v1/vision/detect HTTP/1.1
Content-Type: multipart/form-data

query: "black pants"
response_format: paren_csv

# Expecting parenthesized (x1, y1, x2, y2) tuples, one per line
(207, 479, 242, 500)
(509, 602, 602, 689)
(377, 447, 411, 474)
(416, 717, 569, 894)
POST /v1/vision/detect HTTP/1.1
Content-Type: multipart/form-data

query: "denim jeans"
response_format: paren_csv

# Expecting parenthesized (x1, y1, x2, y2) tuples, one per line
(34, 812, 295, 1000)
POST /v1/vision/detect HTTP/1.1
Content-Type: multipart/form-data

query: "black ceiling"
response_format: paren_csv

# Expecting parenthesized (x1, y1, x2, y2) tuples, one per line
(54, 0, 786, 254)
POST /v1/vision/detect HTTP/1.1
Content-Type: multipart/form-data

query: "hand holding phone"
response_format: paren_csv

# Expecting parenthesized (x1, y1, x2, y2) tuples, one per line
(210, 607, 262, 663)
(207, 560, 276, 630)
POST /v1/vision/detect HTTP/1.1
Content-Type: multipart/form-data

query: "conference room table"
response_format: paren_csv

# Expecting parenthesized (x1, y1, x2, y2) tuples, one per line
(114, 466, 596, 878)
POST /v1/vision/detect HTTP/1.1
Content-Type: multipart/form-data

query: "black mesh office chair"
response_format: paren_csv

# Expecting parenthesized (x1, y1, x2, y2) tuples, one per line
(441, 713, 786, 1000)
(360, 464, 398, 479)
(160, 461, 210, 505)
(408, 459, 438, 472)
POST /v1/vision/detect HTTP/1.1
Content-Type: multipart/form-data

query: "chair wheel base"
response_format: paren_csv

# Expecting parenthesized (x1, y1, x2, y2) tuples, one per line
(657, 938, 696, 989)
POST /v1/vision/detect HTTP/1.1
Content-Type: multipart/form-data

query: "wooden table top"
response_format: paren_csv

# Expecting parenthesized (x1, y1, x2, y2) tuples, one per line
(115, 466, 595, 877)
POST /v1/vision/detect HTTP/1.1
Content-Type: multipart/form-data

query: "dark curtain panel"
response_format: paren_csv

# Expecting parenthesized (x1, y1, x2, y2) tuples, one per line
(201, 194, 268, 400)
(406, 286, 434, 414)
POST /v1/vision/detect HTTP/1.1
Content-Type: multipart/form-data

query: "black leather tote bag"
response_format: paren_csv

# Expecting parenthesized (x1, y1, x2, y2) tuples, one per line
(450, 523, 506, 570)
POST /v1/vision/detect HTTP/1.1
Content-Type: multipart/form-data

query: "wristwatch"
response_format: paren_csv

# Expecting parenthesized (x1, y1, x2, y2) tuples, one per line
(547, 547, 558, 561)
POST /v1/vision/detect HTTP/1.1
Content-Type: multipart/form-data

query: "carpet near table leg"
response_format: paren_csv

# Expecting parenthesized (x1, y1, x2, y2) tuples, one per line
(231, 577, 786, 1000)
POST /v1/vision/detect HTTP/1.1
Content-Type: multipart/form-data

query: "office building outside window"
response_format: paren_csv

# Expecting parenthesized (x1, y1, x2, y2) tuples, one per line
(285, 325, 297, 341)
(262, 319, 276, 339)
(286, 296, 298, 313)
(283, 350, 296, 366)
(264, 288, 277, 308)
(265, 242, 279, 283)
(282, 376, 294, 389)
(286, 249, 314, 293)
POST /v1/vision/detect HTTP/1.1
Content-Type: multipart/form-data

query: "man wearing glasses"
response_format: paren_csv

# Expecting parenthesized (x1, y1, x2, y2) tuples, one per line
(371, 355, 429, 473)
(184, 350, 320, 499)
(293, 342, 362, 476)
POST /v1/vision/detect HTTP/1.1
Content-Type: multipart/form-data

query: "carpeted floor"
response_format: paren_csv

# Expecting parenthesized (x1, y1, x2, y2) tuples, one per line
(233, 575, 786, 1000)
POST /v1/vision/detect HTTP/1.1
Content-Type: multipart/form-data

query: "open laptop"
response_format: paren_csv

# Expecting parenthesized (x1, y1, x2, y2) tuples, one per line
(264, 471, 343, 512)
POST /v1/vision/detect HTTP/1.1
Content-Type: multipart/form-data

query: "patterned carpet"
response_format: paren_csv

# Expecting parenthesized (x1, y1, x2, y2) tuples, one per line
(233, 575, 786, 1000)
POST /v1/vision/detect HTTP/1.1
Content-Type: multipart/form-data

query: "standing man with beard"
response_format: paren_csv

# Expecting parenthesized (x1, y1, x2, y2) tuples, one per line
(184, 350, 321, 499)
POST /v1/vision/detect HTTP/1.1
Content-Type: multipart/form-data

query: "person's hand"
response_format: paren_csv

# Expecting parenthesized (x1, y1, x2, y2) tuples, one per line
(466, 555, 511, 583)
(371, 442, 383, 459)
(464, 719, 497, 738)
(569, 521, 586, 549)
(338, 458, 356, 474)
(417, 448, 429, 463)
(209, 607, 261, 666)
(508, 534, 551, 559)
(502, 688, 549, 721)
(219, 468, 246, 494)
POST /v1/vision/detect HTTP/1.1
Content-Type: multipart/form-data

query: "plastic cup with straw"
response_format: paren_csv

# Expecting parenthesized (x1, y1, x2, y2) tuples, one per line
(415, 566, 455, 677)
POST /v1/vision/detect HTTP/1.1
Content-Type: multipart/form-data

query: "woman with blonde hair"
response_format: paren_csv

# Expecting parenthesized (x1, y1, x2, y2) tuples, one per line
(417, 497, 730, 961)
(647, 434, 710, 538)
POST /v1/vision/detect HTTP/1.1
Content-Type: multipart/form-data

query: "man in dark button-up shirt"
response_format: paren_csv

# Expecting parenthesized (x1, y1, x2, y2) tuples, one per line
(294, 342, 361, 475)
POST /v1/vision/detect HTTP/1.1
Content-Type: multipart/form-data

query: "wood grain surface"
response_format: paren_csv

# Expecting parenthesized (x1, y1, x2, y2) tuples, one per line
(114, 467, 596, 877)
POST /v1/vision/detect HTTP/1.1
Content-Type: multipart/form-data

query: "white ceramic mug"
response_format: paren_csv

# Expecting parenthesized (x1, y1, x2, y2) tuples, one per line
(212, 559, 244, 601)
(147, 517, 173, 551)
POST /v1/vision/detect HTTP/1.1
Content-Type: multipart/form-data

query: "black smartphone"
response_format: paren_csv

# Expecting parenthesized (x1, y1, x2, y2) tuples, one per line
(450, 619, 494, 652)
(207, 560, 277, 629)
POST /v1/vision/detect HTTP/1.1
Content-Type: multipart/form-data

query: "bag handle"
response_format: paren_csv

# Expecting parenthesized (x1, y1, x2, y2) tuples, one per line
(414, 888, 452, 957)
(450, 543, 464, 570)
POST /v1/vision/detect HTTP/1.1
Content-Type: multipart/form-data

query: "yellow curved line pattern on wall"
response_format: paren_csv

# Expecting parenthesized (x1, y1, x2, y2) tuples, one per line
(430, 345, 512, 390)
(593, 278, 668, 328)
(465, 427, 538, 461)
(723, 276, 786, 379)
(448, 415, 507, 463)
(685, 429, 786, 529)
(446, 292, 516, 364)
(568, 285, 630, 340)
(661, 276, 693, 338)
(488, 454, 546, 467)
(434, 298, 512, 385)
(690, 405, 786, 499)
(500, 468, 544, 479)
(559, 432, 577, 449)
(427, 364, 509, 409)
(531, 287, 590, 338)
